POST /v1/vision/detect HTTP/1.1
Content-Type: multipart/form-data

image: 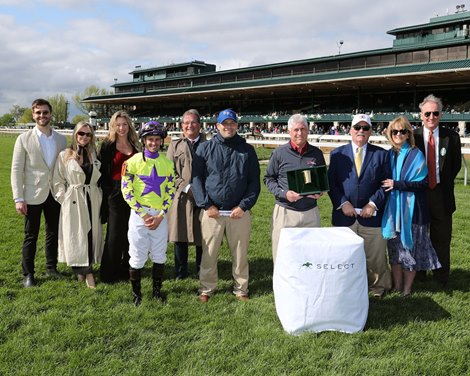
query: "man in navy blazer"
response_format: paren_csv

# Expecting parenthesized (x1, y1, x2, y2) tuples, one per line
(328, 114, 392, 297)
(414, 94, 462, 286)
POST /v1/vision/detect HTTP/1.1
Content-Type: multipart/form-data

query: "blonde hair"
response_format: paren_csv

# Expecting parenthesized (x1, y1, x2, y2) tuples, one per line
(105, 110, 141, 150)
(385, 116, 415, 151)
(65, 121, 97, 162)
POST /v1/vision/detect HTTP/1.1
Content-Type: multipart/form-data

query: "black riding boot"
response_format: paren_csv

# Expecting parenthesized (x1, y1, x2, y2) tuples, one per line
(129, 268, 142, 307)
(152, 263, 166, 303)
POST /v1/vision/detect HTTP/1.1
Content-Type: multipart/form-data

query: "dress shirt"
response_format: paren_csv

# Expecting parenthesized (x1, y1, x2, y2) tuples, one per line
(35, 126, 57, 169)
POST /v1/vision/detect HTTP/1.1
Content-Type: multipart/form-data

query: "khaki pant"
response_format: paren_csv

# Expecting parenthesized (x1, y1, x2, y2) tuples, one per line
(271, 204, 320, 263)
(348, 221, 392, 295)
(199, 210, 252, 296)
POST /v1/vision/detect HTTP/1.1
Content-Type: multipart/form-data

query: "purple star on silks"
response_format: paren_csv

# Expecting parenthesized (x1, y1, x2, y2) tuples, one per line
(135, 202, 142, 209)
(168, 175, 174, 182)
(163, 199, 169, 207)
(126, 192, 133, 201)
(165, 186, 171, 193)
(170, 193, 175, 200)
(122, 180, 129, 189)
(138, 166, 166, 196)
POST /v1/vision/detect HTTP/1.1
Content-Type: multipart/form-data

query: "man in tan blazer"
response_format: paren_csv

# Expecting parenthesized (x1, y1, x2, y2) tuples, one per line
(167, 109, 206, 279)
(11, 98, 67, 287)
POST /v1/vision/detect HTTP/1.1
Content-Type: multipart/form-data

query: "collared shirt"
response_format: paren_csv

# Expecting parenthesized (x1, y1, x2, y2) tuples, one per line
(350, 142, 368, 165)
(186, 135, 201, 144)
(423, 126, 440, 184)
(289, 140, 308, 155)
(35, 126, 57, 169)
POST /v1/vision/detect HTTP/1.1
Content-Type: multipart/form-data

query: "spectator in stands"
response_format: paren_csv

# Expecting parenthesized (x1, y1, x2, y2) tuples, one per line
(11, 98, 67, 287)
(52, 121, 103, 288)
(414, 94, 462, 286)
(381, 116, 441, 296)
(98, 111, 141, 283)
(167, 109, 206, 279)
(264, 114, 326, 263)
(328, 114, 392, 298)
(192, 109, 261, 302)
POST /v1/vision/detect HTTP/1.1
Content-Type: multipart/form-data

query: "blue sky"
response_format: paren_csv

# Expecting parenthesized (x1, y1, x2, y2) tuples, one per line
(0, 0, 458, 116)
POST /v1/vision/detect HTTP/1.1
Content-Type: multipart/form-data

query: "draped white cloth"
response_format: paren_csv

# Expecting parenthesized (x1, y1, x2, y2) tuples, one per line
(274, 227, 368, 335)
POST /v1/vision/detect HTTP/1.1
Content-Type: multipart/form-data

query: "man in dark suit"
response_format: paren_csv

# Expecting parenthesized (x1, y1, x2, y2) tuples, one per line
(328, 114, 392, 297)
(414, 94, 462, 286)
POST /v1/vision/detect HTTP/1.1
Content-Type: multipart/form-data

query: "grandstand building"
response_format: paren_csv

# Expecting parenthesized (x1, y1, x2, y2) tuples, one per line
(83, 9, 470, 130)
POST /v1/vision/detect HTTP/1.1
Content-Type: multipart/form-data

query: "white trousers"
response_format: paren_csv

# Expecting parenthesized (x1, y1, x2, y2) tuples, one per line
(128, 209, 168, 269)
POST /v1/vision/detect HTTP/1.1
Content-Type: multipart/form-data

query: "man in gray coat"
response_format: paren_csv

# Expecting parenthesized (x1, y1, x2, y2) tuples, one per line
(11, 98, 67, 287)
(167, 109, 206, 279)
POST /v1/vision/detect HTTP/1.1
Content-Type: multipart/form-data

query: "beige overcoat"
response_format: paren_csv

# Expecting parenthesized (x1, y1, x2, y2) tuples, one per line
(52, 150, 104, 266)
(166, 134, 207, 244)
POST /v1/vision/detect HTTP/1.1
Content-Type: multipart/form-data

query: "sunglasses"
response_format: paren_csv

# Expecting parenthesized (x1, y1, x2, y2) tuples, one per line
(77, 131, 92, 137)
(353, 125, 371, 131)
(391, 129, 408, 136)
(423, 111, 440, 118)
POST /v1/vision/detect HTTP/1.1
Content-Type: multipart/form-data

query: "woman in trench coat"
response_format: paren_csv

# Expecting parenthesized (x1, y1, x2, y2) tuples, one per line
(53, 121, 104, 288)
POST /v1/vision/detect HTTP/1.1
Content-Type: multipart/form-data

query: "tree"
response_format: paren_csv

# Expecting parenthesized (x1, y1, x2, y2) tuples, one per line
(18, 108, 33, 124)
(47, 94, 69, 127)
(71, 114, 88, 124)
(10, 105, 28, 122)
(0, 113, 15, 127)
(73, 85, 110, 117)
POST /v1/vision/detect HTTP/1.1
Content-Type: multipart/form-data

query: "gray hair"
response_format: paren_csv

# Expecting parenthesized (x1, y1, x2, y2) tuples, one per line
(182, 109, 201, 123)
(419, 94, 443, 112)
(287, 114, 308, 130)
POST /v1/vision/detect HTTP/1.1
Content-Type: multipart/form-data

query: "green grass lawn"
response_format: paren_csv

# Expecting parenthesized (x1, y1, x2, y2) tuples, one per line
(0, 134, 469, 375)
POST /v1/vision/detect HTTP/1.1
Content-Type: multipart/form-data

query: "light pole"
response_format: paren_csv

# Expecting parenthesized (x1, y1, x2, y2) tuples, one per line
(337, 40, 344, 55)
(65, 101, 69, 126)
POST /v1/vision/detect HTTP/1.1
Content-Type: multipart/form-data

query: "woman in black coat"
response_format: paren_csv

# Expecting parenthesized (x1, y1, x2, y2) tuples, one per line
(98, 111, 141, 283)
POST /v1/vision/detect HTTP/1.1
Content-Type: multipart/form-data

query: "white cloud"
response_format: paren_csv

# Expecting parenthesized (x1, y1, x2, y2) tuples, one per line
(0, 0, 455, 115)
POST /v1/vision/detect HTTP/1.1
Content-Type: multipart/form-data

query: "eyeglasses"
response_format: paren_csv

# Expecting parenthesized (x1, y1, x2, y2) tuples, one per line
(353, 125, 371, 131)
(423, 111, 440, 118)
(77, 131, 92, 137)
(391, 129, 409, 136)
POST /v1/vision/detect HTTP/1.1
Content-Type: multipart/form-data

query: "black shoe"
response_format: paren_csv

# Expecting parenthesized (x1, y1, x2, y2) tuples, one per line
(133, 293, 142, 307)
(23, 274, 36, 288)
(153, 290, 167, 303)
(46, 268, 60, 277)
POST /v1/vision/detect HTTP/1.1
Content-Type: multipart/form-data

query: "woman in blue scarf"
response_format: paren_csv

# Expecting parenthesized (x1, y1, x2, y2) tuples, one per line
(381, 117, 441, 297)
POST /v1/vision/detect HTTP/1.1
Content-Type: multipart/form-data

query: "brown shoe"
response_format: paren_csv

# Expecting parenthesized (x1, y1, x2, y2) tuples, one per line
(236, 294, 249, 302)
(198, 294, 209, 303)
(85, 273, 96, 289)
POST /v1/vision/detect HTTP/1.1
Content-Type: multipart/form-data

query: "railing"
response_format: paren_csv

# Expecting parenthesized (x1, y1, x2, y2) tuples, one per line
(2, 128, 469, 186)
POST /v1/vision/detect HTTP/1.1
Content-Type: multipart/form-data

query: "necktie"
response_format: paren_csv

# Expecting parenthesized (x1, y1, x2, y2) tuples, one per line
(427, 131, 437, 189)
(355, 147, 363, 176)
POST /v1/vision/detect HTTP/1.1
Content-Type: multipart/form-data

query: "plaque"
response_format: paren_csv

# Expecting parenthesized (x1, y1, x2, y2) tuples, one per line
(287, 165, 329, 195)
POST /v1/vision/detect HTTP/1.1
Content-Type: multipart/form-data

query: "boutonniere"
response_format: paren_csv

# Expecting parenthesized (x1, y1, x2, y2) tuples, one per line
(440, 148, 446, 157)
